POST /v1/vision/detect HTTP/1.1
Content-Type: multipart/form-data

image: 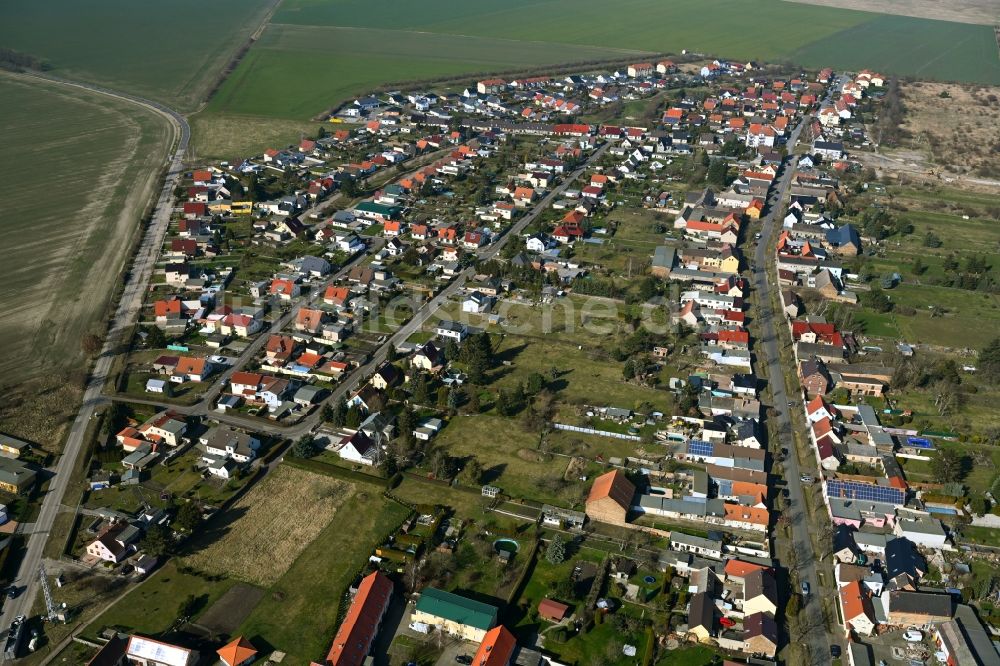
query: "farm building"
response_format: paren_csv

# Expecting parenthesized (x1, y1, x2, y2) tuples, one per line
(585, 470, 635, 526)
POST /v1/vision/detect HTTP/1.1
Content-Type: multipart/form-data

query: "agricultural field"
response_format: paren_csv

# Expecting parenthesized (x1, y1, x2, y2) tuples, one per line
(236, 484, 410, 664)
(0, 74, 173, 444)
(783, 0, 1000, 24)
(193, 23, 647, 155)
(184, 465, 355, 586)
(274, 0, 1000, 84)
(0, 0, 277, 111)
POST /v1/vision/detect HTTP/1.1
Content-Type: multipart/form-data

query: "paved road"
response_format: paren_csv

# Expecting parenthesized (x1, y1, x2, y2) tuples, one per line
(751, 81, 847, 664)
(0, 75, 189, 658)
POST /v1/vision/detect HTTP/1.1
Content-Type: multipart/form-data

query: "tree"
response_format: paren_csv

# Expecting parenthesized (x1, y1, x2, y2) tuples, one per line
(623, 359, 637, 380)
(174, 502, 201, 532)
(345, 405, 362, 429)
(936, 448, 966, 483)
(330, 398, 348, 427)
(144, 325, 167, 348)
(466, 390, 481, 414)
(82, 333, 103, 355)
(463, 458, 483, 485)
(706, 158, 729, 188)
(525, 372, 546, 395)
(320, 403, 335, 423)
(980, 337, 1000, 384)
(140, 524, 171, 557)
(292, 434, 318, 458)
(969, 495, 989, 517)
(545, 535, 566, 564)
(177, 594, 201, 620)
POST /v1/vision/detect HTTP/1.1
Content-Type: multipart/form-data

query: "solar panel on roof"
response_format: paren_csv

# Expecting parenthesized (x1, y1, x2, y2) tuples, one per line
(688, 440, 714, 457)
(825, 480, 904, 505)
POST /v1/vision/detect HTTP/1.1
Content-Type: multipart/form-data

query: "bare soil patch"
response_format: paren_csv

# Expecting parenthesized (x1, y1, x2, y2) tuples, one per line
(194, 583, 265, 635)
(899, 81, 1000, 178)
(782, 0, 1000, 25)
(183, 465, 355, 586)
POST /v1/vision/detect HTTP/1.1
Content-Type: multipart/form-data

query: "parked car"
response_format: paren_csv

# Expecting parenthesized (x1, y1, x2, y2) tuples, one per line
(800, 581, 810, 595)
(830, 644, 841, 658)
(455, 656, 473, 665)
(903, 629, 922, 643)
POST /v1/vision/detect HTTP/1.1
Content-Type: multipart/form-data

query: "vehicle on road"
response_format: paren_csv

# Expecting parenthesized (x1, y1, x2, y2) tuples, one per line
(754, 232, 762, 240)
(800, 581, 810, 595)
(455, 656, 473, 665)
(800, 474, 814, 484)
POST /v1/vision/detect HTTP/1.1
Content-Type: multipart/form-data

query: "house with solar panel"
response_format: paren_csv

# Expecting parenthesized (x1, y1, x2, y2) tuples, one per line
(823, 479, 905, 529)
(123, 635, 197, 666)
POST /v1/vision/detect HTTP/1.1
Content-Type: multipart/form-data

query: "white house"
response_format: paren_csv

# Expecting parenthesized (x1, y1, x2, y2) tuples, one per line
(435, 320, 468, 342)
(200, 426, 261, 463)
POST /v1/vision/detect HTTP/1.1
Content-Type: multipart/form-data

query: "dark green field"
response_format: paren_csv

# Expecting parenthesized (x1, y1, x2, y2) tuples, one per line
(0, 0, 276, 110)
(274, 0, 1000, 85)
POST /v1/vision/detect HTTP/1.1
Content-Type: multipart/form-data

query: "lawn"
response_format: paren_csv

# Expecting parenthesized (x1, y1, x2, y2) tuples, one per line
(237, 487, 411, 664)
(0, 73, 173, 387)
(84, 560, 236, 640)
(0, 0, 276, 110)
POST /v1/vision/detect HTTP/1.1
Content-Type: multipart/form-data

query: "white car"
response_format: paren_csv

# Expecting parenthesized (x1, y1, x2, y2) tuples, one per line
(902, 629, 922, 643)
(209, 356, 229, 365)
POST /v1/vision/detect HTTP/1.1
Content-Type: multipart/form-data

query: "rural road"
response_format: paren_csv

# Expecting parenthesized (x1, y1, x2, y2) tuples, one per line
(0, 74, 190, 660)
(751, 80, 845, 663)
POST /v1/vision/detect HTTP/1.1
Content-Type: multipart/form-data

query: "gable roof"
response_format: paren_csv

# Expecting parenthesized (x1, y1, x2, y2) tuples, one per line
(471, 625, 517, 666)
(415, 588, 497, 631)
(587, 470, 636, 511)
(324, 571, 393, 666)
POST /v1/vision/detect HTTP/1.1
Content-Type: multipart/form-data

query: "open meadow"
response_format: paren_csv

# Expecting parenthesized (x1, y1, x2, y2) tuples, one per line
(184, 465, 355, 586)
(0, 73, 173, 445)
(0, 0, 277, 111)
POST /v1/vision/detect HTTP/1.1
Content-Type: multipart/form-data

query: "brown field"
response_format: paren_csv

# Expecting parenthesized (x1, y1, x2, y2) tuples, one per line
(184, 466, 355, 586)
(899, 81, 1000, 178)
(0, 73, 172, 393)
(194, 583, 265, 635)
(783, 0, 1000, 24)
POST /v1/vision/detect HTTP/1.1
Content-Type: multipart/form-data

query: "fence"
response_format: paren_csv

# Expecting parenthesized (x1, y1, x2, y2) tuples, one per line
(552, 423, 641, 441)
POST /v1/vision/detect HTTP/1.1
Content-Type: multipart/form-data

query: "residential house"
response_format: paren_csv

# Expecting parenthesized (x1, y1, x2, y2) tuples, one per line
(411, 588, 498, 642)
(839, 581, 876, 636)
(124, 635, 197, 666)
(200, 426, 260, 463)
(319, 571, 393, 666)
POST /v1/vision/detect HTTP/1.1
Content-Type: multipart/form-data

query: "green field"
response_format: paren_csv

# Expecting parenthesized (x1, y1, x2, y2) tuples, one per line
(0, 0, 276, 111)
(0, 73, 172, 385)
(274, 0, 1000, 84)
(234, 482, 410, 664)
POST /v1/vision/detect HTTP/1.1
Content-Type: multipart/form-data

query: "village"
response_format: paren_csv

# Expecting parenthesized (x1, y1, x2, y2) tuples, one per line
(0, 55, 997, 666)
